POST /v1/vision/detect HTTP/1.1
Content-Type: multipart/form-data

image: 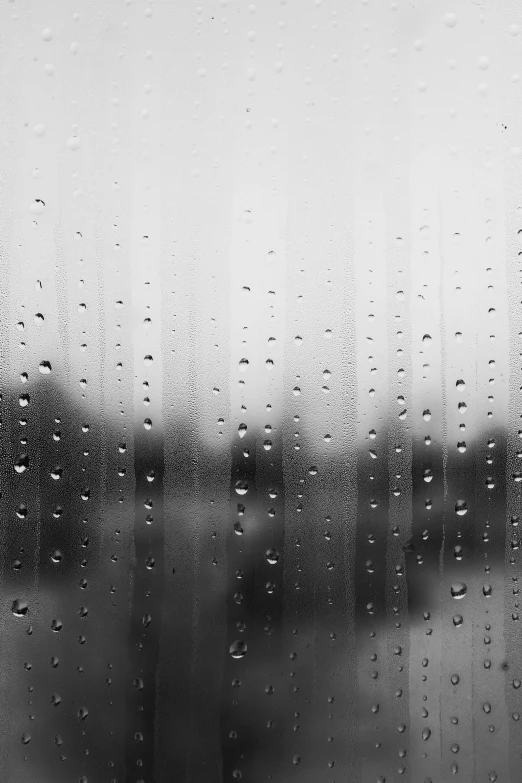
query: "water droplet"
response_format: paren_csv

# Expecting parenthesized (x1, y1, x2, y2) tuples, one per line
(451, 581, 467, 599)
(235, 480, 248, 495)
(266, 548, 280, 565)
(14, 454, 29, 473)
(30, 198, 46, 215)
(229, 640, 247, 659)
(12, 599, 29, 617)
(455, 500, 468, 516)
(444, 13, 457, 28)
(453, 614, 463, 627)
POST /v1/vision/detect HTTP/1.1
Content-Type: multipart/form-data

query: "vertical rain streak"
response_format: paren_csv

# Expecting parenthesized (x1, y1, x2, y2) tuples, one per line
(408, 203, 445, 781)
(470, 13, 511, 769)
(91, 2, 135, 774)
(350, 3, 393, 779)
(124, 3, 165, 777)
(153, 2, 236, 780)
(0, 51, 16, 777)
(501, 0, 522, 778)
(383, 4, 414, 777)
(405, 16, 447, 773)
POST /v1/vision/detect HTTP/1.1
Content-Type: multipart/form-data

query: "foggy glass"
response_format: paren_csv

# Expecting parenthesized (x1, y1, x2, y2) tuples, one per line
(0, 1, 521, 782)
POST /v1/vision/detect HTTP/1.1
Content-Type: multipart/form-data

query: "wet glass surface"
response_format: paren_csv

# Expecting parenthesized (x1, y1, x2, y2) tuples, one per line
(1, 1, 522, 782)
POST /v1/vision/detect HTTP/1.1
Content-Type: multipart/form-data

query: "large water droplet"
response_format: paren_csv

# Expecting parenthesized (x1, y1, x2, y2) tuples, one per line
(12, 599, 29, 617)
(266, 548, 280, 565)
(14, 454, 29, 473)
(229, 640, 247, 659)
(235, 480, 248, 495)
(444, 12, 457, 28)
(451, 581, 467, 599)
(455, 500, 468, 516)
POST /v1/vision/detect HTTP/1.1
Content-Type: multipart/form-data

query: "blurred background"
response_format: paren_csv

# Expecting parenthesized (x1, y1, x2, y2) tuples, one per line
(0, 0, 521, 781)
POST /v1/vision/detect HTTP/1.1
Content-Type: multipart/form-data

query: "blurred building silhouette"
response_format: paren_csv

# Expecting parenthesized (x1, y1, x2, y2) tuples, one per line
(0, 375, 517, 783)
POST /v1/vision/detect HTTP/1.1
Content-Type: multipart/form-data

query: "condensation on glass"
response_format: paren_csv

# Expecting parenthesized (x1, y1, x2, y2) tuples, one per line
(0, 1, 521, 782)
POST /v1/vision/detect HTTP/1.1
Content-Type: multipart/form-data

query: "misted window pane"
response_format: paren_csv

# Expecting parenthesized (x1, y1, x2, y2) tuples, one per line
(0, 2, 521, 782)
